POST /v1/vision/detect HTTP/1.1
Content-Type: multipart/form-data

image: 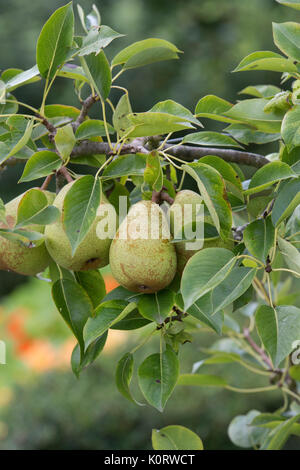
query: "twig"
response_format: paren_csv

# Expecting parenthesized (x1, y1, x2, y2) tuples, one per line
(72, 94, 99, 132)
(40, 174, 53, 190)
(57, 167, 73, 183)
(243, 327, 275, 371)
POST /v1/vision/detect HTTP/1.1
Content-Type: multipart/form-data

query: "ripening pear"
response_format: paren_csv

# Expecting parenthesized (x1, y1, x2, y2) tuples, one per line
(109, 200, 177, 293)
(169, 189, 234, 274)
(45, 181, 116, 271)
(0, 190, 54, 276)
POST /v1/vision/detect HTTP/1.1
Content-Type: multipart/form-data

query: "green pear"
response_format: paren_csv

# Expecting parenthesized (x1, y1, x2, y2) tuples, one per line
(45, 181, 116, 271)
(169, 190, 234, 274)
(109, 200, 177, 293)
(0, 190, 54, 276)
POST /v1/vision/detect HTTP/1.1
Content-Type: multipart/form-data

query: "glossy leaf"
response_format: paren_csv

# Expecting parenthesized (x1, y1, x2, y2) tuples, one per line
(278, 237, 300, 276)
(276, 0, 300, 10)
(245, 161, 295, 195)
(5, 65, 40, 92)
(264, 415, 300, 450)
(273, 22, 300, 62)
(75, 119, 115, 140)
(75, 270, 106, 309)
(63, 175, 101, 255)
(272, 177, 300, 226)
(144, 151, 163, 192)
(152, 425, 203, 451)
(78, 25, 124, 56)
(116, 352, 142, 405)
(71, 332, 107, 377)
(255, 305, 278, 365)
(243, 217, 275, 263)
(138, 289, 174, 324)
(233, 51, 297, 73)
(182, 131, 242, 148)
(138, 348, 179, 412)
(103, 154, 147, 178)
(19, 150, 62, 182)
(150, 99, 201, 126)
(281, 106, 300, 150)
(16, 188, 58, 227)
(127, 112, 194, 138)
(194, 95, 235, 123)
(54, 123, 76, 161)
(80, 50, 111, 100)
(112, 93, 133, 137)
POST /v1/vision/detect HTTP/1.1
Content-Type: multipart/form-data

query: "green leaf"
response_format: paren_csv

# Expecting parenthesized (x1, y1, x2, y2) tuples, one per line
(224, 99, 285, 133)
(150, 100, 202, 127)
(226, 123, 280, 145)
(116, 352, 142, 405)
(177, 374, 227, 387)
(138, 348, 179, 412)
(183, 162, 233, 239)
(112, 93, 133, 137)
(45, 104, 81, 120)
(152, 425, 203, 450)
(255, 305, 278, 365)
(75, 270, 106, 309)
(103, 154, 147, 179)
(78, 25, 124, 56)
(245, 161, 295, 195)
(198, 156, 242, 190)
(272, 177, 300, 226)
(36, 3, 74, 79)
(181, 248, 236, 309)
(289, 365, 300, 381)
(228, 410, 267, 448)
(77, 4, 101, 32)
(0, 119, 34, 165)
(57, 64, 89, 83)
(71, 332, 107, 377)
(138, 289, 174, 324)
(233, 51, 297, 73)
(112, 38, 181, 69)
(5, 65, 40, 92)
(243, 217, 275, 263)
(276, 0, 300, 10)
(19, 150, 62, 182)
(273, 22, 300, 62)
(239, 85, 281, 99)
(182, 131, 242, 148)
(80, 50, 111, 100)
(75, 119, 115, 140)
(278, 237, 300, 276)
(264, 414, 300, 450)
(127, 112, 194, 138)
(52, 278, 93, 355)
(187, 302, 224, 334)
(16, 188, 59, 228)
(63, 175, 101, 256)
(0, 198, 6, 224)
(0, 228, 44, 247)
(54, 123, 76, 161)
(194, 95, 235, 123)
(144, 151, 163, 192)
(281, 106, 300, 150)
(84, 300, 137, 346)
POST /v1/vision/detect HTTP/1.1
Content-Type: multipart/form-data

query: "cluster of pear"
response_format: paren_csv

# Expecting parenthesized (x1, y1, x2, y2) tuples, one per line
(0, 183, 232, 293)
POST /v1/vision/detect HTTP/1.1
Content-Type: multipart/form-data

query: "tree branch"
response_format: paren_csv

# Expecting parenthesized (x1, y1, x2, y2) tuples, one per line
(72, 94, 99, 132)
(70, 140, 269, 168)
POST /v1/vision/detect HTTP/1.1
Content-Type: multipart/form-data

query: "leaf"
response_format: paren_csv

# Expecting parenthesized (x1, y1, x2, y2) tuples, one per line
(75, 270, 106, 309)
(71, 332, 107, 377)
(57, 64, 89, 83)
(278, 237, 300, 276)
(245, 161, 295, 195)
(228, 410, 267, 448)
(150, 100, 202, 127)
(5, 65, 40, 92)
(77, 4, 101, 32)
(127, 112, 194, 138)
(0, 119, 34, 164)
(181, 248, 236, 310)
(182, 131, 242, 148)
(84, 300, 137, 346)
(138, 348, 179, 412)
(36, 3, 74, 79)
(239, 85, 282, 99)
(226, 124, 280, 145)
(16, 188, 58, 227)
(276, 0, 300, 10)
(138, 289, 174, 324)
(177, 374, 227, 387)
(75, 120, 115, 140)
(224, 99, 285, 133)
(103, 154, 147, 179)
(116, 352, 142, 405)
(78, 25, 124, 56)
(194, 95, 235, 123)
(63, 175, 101, 255)
(272, 177, 300, 226)
(112, 93, 133, 137)
(152, 425, 203, 451)
(0, 228, 44, 247)
(144, 151, 163, 191)
(183, 162, 233, 239)
(0, 198, 6, 224)
(243, 217, 275, 263)
(281, 106, 300, 150)
(198, 155, 242, 191)
(52, 278, 93, 355)
(264, 415, 300, 450)
(54, 123, 76, 161)
(289, 365, 300, 380)
(112, 38, 181, 69)
(233, 51, 297, 73)
(19, 150, 62, 182)
(187, 302, 224, 334)
(80, 50, 111, 100)
(255, 305, 278, 365)
(273, 22, 300, 62)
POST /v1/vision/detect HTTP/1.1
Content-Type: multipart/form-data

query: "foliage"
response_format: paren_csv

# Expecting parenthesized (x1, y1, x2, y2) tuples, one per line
(0, 0, 300, 450)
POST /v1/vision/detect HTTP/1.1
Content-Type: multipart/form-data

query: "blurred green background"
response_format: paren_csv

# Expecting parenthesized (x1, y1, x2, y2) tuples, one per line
(0, 0, 298, 450)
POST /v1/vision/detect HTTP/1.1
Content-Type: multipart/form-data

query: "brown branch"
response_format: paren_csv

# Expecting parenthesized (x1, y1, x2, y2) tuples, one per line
(243, 327, 275, 371)
(70, 140, 269, 168)
(36, 113, 57, 141)
(57, 167, 73, 184)
(41, 174, 53, 190)
(72, 94, 99, 132)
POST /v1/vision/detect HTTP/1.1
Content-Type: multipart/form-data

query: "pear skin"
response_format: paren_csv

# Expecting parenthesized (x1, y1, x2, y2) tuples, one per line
(45, 181, 116, 271)
(109, 200, 177, 293)
(0, 190, 54, 276)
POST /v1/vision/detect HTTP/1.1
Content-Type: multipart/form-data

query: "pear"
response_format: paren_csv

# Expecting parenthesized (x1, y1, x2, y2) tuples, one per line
(109, 200, 177, 293)
(169, 190, 234, 274)
(0, 190, 54, 276)
(45, 181, 116, 271)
